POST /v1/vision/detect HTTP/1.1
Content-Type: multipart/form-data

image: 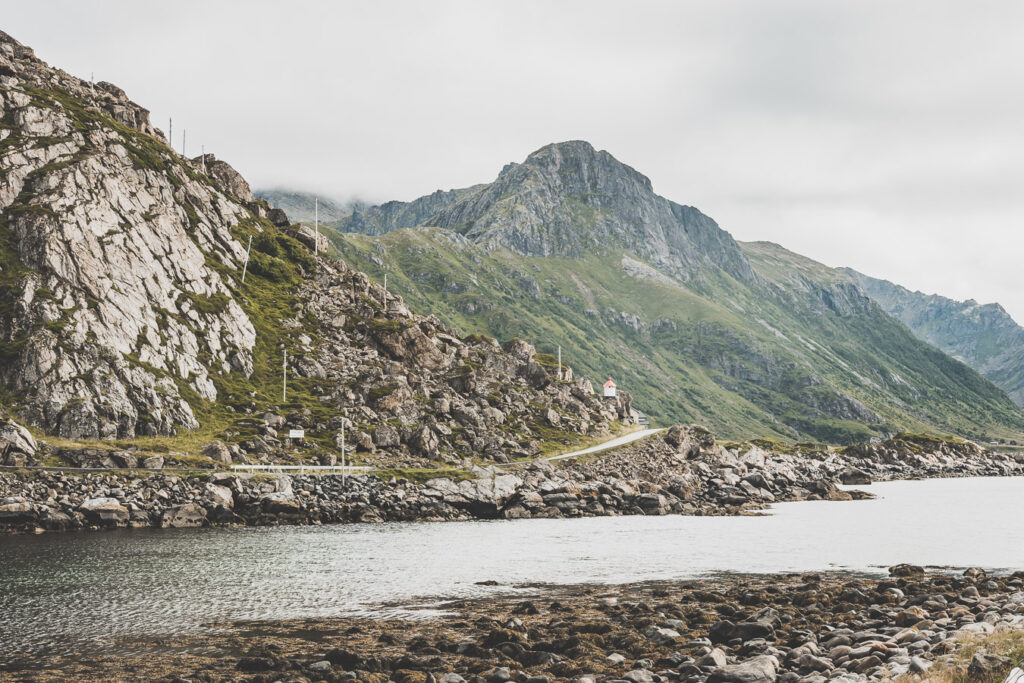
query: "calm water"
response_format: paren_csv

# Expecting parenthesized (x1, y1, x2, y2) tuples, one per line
(1, 476, 1023, 663)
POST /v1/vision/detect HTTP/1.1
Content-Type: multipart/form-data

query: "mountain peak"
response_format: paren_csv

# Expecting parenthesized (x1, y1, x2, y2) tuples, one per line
(336, 141, 755, 284)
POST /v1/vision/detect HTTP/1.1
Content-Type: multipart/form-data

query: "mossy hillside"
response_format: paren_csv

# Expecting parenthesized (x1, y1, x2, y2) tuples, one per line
(10, 82, 219, 195)
(182, 218, 342, 454)
(331, 226, 1024, 444)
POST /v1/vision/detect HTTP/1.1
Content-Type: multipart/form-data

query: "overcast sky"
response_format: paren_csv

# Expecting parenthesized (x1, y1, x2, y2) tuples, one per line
(6, 1, 1024, 321)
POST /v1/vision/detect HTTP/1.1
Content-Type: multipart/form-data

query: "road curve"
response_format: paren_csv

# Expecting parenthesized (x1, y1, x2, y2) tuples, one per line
(544, 427, 665, 462)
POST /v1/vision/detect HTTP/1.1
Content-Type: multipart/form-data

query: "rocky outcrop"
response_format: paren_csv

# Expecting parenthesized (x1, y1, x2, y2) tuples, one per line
(0, 416, 36, 465)
(279, 259, 633, 466)
(0, 30, 258, 438)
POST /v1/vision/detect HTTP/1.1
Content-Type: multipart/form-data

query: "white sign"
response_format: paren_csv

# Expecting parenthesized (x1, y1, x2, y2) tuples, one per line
(288, 429, 305, 439)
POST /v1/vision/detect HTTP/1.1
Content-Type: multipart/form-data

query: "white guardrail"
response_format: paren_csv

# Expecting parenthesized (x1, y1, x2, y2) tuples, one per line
(230, 465, 374, 474)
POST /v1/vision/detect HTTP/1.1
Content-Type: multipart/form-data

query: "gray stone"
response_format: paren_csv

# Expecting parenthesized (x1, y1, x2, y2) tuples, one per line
(706, 655, 780, 683)
(160, 503, 206, 528)
(79, 497, 129, 525)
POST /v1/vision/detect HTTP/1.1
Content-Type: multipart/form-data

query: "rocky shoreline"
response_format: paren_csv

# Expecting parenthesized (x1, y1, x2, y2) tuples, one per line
(8, 568, 1024, 682)
(1, 427, 1022, 534)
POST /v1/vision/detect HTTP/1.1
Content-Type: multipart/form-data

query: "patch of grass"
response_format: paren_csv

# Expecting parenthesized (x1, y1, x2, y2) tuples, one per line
(920, 629, 1024, 683)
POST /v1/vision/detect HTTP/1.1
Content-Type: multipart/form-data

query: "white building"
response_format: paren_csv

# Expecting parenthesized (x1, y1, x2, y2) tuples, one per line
(603, 377, 617, 398)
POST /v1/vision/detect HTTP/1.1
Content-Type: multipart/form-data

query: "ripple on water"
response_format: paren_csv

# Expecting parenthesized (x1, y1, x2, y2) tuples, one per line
(2, 476, 1024, 663)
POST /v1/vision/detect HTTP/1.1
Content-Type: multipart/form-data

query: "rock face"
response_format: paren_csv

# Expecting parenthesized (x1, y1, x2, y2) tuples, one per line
(0, 30, 258, 438)
(339, 141, 755, 284)
(845, 268, 1024, 409)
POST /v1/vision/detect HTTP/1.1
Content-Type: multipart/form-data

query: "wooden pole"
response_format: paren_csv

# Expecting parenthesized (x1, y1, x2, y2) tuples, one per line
(240, 234, 252, 283)
(282, 350, 288, 402)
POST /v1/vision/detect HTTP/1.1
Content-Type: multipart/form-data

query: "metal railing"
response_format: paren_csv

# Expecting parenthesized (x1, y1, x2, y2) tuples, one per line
(229, 464, 373, 475)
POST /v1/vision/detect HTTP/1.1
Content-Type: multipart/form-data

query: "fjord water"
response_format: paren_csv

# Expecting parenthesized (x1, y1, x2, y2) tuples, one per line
(2, 476, 1023, 663)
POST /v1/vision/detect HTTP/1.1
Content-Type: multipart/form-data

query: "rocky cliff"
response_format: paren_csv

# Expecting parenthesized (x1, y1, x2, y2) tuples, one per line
(0, 31, 266, 438)
(0, 31, 629, 466)
(337, 141, 755, 285)
(843, 269, 1024, 409)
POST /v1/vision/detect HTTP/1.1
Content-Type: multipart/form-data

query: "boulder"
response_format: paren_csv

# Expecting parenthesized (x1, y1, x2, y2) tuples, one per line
(645, 626, 681, 645)
(407, 425, 440, 458)
(0, 498, 37, 524)
(261, 492, 301, 514)
(698, 648, 729, 668)
(160, 503, 207, 528)
(0, 418, 37, 464)
(706, 655, 779, 683)
(201, 441, 232, 465)
(141, 455, 164, 469)
(79, 497, 130, 525)
(203, 483, 234, 509)
(968, 652, 1011, 680)
(839, 467, 872, 485)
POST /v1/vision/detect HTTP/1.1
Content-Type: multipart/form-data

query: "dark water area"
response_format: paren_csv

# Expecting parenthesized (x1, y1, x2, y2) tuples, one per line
(1, 476, 1022, 665)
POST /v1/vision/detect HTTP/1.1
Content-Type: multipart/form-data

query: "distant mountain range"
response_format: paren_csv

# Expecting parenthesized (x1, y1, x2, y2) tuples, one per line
(272, 141, 1024, 443)
(841, 270, 1024, 408)
(253, 190, 364, 224)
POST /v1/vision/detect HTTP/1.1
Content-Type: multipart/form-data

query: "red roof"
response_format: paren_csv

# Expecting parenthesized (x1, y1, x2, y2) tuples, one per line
(604, 378, 616, 387)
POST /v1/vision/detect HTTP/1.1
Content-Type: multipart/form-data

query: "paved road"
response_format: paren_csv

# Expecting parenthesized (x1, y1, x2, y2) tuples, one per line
(6, 429, 664, 477)
(544, 427, 665, 462)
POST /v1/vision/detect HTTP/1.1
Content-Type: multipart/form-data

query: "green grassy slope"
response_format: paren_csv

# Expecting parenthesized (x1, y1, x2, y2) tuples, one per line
(328, 229, 1024, 443)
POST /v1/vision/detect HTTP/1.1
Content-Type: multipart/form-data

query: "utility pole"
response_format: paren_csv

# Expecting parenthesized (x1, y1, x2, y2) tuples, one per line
(240, 234, 253, 283)
(201, 144, 206, 174)
(557, 345, 562, 381)
(282, 350, 288, 402)
(341, 410, 347, 487)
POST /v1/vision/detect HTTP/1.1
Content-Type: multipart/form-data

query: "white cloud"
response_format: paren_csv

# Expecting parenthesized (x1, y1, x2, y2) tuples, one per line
(5, 0, 1024, 320)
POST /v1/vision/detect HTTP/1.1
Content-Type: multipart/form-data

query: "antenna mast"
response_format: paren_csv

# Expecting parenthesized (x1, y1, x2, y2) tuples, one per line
(282, 350, 288, 402)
